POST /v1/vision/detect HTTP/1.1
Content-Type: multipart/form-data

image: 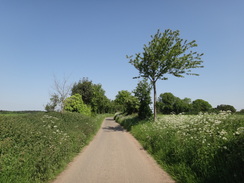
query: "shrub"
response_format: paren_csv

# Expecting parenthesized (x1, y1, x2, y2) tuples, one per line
(64, 94, 91, 116)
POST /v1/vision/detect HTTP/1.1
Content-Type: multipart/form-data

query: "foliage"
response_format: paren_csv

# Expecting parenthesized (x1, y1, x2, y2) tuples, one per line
(157, 92, 176, 114)
(133, 79, 152, 119)
(71, 77, 93, 105)
(238, 109, 244, 114)
(116, 113, 244, 183)
(71, 77, 112, 114)
(45, 94, 59, 112)
(91, 84, 111, 114)
(216, 104, 236, 113)
(0, 112, 107, 183)
(157, 93, 191, 114)
(114, 90, 139, 115)
(127, 29, 204, 120)
(64, 94, 91, 116)
(192, 99, 212, 113)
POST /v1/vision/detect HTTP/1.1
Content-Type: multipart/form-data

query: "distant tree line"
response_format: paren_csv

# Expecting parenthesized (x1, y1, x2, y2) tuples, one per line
(156, 92, 237, 114)
(45, 77, 240, 117)
(45, 28, 242, 118)
(46, 77, 117, 115)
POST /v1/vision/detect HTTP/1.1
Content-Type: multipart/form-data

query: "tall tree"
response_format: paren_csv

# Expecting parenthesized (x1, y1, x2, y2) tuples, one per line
(128, 29, 204, 121)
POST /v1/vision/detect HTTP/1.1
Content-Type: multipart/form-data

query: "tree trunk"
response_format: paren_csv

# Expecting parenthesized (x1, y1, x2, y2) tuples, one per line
(153, 82, 157, 121)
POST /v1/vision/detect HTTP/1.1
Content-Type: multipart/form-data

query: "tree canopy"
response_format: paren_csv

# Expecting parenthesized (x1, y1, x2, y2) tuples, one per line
(192, 99, 212, 113)
(71, 77, 111, 114)
(114, 90, 139, 115)
(128, 29, 204, 120)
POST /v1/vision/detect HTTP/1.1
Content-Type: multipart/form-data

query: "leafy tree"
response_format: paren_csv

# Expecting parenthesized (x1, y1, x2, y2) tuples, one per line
(134, 79, 152, 119)
(157, 92, 176, 114)
(114, 90, 139, 114)
(72, 77, 111, 114)
(64, 94, 91, 116)
(157, 93, 192, 114)
(72, 77, 93, 105)
(182, 97, 191, 105)
(216, 104, 236, 113)
(173, 97, 191, 114)
(91, 84, 110, 114)
(128, 29, 204, 121)
(192, 99, 212, 113)
(45, 94, 59, 112)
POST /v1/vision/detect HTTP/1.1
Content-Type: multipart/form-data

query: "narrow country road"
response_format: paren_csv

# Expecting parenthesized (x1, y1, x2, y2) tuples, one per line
(53, 117, 175, 183)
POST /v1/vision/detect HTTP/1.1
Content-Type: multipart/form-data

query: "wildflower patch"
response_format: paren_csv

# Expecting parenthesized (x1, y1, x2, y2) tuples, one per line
(116, 112, 244, 183)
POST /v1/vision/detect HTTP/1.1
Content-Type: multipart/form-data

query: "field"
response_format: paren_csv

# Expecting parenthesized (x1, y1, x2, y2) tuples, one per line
(0, 112, 108, 183)
(115, 112, 244, 183)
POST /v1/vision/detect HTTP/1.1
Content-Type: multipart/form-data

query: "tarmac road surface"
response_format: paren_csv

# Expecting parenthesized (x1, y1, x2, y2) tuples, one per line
(53, 117, 175, 183)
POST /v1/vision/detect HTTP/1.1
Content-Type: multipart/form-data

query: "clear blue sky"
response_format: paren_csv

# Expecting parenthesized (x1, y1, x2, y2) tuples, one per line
(1, 0, 243, 111)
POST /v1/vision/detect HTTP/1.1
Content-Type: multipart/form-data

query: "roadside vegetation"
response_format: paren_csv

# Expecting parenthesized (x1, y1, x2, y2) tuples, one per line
(115, 112, 244, 183)
(1, 28, 243, 183)
(0, 112, 109, 183)
(113, 28, 243, 182)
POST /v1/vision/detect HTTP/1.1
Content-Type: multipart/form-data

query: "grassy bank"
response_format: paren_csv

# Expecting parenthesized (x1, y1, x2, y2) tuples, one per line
(0, 112, 109, 183)
(115, 112, 244, 183)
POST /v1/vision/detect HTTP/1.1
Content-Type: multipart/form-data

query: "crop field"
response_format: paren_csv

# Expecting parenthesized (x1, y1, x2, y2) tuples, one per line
(116, 112, 244, 183)
(0, 112, 108, 183)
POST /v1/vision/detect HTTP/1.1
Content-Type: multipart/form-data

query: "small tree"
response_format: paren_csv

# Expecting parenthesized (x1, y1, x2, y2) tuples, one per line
(128, 29, 203, 121)
(46, 75, 72, 112)
(134, 79, 152, 119)
(45, 94, 59, 112)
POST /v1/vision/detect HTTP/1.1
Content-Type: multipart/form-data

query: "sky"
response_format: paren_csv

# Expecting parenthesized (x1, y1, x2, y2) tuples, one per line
(0, 0, 244, 111)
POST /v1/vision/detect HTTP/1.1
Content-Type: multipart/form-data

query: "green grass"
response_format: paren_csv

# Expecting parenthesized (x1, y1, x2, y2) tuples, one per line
(115, 112, 244, 183)
(0, 112, 109, 183)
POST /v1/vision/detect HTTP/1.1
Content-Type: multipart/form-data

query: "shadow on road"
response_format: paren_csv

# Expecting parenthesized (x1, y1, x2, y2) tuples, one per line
(102, 125, 124, 132)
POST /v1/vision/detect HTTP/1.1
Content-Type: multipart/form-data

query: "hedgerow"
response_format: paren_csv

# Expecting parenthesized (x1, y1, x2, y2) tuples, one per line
(0, 112, 107, 183)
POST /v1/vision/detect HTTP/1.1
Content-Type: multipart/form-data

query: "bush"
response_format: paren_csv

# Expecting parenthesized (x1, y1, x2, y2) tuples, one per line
(64, 94, 91, 116)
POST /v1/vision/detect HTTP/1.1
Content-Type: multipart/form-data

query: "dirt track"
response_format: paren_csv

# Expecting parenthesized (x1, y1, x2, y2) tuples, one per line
(53, 117, 175, 183)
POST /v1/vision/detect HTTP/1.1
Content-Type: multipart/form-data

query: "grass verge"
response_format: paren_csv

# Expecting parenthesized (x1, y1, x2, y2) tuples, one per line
(115, 112, 244, 183)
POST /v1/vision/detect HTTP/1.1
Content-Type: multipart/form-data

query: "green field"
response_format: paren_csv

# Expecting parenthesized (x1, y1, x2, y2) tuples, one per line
(0, 112, 109, 183)
(115, 112, 244, 183)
